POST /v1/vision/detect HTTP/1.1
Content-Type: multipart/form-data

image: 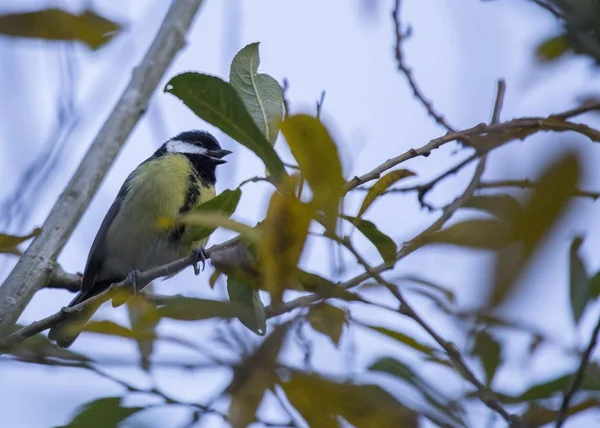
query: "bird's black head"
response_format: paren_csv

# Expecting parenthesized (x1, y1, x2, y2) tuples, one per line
(156, 130, 232, 185)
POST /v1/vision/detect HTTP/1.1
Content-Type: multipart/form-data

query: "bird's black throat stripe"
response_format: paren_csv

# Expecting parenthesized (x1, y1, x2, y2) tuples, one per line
(169, 171, 202, 242)
(184, 153, 217, 187)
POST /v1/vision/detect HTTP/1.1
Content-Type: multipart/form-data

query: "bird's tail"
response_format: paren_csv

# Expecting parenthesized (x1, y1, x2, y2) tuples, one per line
(48, 292, 102, 348)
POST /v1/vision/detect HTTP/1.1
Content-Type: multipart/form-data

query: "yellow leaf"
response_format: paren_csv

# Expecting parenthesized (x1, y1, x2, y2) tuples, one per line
(0, 9, 121, 50)
(281, 115, 344, 230)
(307, 303, 346, 346)
(357, 169, 415, 217)
(0, 228, 40, 255)
(176, 212, 261, 244)
(281, 372, 418, 427)
(209, 270, 222, 289)
(262, 175, 313, 306)
(536, 33, 570, 62)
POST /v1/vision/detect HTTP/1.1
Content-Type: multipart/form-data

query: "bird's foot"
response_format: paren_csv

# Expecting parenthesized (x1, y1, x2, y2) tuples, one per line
(192, 247, 208, 275)
(126, 269, 142, 295)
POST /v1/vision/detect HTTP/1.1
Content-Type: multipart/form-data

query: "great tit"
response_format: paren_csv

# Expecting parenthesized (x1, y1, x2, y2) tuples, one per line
(48, 130, 231, 348)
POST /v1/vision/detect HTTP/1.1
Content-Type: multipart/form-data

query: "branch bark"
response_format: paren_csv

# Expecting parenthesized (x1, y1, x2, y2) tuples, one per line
(0, 0, 206, 336)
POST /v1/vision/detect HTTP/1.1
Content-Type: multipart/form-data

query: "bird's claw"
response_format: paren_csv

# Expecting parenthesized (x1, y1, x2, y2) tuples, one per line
(192, 247, 208, 275)
(126, 269, 142, 295)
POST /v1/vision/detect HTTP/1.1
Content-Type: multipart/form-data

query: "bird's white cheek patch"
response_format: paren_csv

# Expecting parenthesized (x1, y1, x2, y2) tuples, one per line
(166, 140, 208, 155)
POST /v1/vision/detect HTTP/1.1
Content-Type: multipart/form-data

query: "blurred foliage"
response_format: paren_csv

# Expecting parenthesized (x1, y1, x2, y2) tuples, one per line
(58, 397, 142, 428)
(0, 9, 121, 50)
(0, 227, 39, 255)
(5, 6, 600, 428)
(535, 0, 600, 65)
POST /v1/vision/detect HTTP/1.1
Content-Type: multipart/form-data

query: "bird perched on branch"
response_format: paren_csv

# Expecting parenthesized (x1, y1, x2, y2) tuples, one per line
(48, 130, 231, 348)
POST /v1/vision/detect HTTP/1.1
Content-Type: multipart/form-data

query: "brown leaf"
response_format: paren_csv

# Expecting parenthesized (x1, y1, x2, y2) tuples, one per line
(306, 304, 346, 346)
(228, 323, 290, 428)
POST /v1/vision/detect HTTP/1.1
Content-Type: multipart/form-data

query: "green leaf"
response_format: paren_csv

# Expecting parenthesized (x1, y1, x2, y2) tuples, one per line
(183, 188, 242, 243)
(471, 330, 502, 385)
(281, 372, 418, 427)
(154, 297, 237, 321)
(229, 42, 283, 145)
(366, 325, 436, 356)
(427, 219, 514, 249)
(536, 33, 571, 62)
(281, 115, 344, 230)
(569, 236, 590, 325)
(4, 324, 89, 362)
(0, 9, 121, 50)
(369, 356, 423, 384)
(490, 153, 580, 306)
(589, 269, 600, 299)
(0, 228, 40, 255)
(165, 73, 286, 180)
(357, 169, 415, 216)
(307, 304, 346, 346)
(229, 323, 290, 428)
(463, 194, 523, 224)
(227, 277, 267, 336)
(262, 175, 313, 305)
(58, 397, 142, 428)
(341, 215, 397, 265)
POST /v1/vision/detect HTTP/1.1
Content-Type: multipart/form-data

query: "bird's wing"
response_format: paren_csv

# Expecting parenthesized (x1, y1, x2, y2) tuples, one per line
(80, 170, 138, 295)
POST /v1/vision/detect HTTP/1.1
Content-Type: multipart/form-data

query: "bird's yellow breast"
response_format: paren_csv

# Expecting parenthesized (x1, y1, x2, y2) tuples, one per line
(103, 154, 216, 276)
(128, 154, 191, 219)
(129, 153, 217, 252)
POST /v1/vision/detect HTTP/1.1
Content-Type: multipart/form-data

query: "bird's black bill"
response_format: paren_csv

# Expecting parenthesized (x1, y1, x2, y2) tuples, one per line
(208, 149, 232, 164)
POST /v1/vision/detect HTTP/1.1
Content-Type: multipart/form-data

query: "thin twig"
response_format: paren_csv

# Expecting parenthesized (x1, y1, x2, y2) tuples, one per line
(282, 78, 291, 119)
(551, 101, 600, 120)
(0, 0, 207, 337)
(527, 0, 564, 19)
(343, 114, 600, 193)
(392, 0, 456, 132)
(238, 176, 277, 188)
(316, 90, 326, 120)
(491, 79, 506, 125)
(556, 315, 600, 427)
(479, 179, 600, 200)
(416, 154, 478, 210)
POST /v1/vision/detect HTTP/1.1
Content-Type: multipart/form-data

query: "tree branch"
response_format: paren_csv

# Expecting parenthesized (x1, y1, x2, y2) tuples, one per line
(556, 315, 600, 427)
(0, 0, 207, 336)
(2, 234, 245, 348)
(478, 179, 600, 200)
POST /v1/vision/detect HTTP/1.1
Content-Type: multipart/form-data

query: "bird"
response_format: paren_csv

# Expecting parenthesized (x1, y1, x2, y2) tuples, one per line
(48, 130, 231, 348)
